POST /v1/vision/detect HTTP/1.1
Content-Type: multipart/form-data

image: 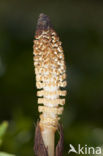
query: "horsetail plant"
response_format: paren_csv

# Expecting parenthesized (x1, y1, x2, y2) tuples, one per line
(33, 13, 67, 156)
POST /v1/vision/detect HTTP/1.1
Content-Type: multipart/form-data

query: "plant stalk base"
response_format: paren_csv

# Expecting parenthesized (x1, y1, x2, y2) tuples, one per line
(34, 122, 64, 156)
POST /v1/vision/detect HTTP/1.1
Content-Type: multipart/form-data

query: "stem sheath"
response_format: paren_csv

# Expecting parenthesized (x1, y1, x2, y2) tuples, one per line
(41, 128, 55, 156)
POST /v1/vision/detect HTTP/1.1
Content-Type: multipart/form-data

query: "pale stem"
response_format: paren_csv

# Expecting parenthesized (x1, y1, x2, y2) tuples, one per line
(41, 128, 55, 156)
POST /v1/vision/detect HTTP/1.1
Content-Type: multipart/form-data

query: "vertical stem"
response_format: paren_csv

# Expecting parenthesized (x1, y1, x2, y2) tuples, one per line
(41, 128, 55, 156)
(34, 13, 66, 156)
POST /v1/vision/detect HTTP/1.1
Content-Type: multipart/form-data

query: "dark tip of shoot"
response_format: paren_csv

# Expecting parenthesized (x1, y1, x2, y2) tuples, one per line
(36, 13, 53, 32)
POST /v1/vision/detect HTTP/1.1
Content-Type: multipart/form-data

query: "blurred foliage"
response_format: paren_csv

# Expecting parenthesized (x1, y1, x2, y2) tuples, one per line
(0, 122, 15, 156)
(0, 152, 15, 156)
(0, 0, 103, 155)
(0, 122, 8, 146)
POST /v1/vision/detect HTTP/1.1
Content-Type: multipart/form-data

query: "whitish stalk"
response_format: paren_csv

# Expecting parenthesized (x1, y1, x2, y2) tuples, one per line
(33, 13, 67, 156)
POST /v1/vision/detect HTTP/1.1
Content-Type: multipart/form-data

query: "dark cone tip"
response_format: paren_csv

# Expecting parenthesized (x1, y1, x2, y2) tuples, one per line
(36, 13, 53, 32)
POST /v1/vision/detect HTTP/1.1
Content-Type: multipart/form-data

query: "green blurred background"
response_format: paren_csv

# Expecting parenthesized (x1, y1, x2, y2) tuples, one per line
(0, 0, 103, 155)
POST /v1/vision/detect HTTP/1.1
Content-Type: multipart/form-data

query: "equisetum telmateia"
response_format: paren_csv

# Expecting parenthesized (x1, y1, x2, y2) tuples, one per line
(33, 13, 67, 156)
